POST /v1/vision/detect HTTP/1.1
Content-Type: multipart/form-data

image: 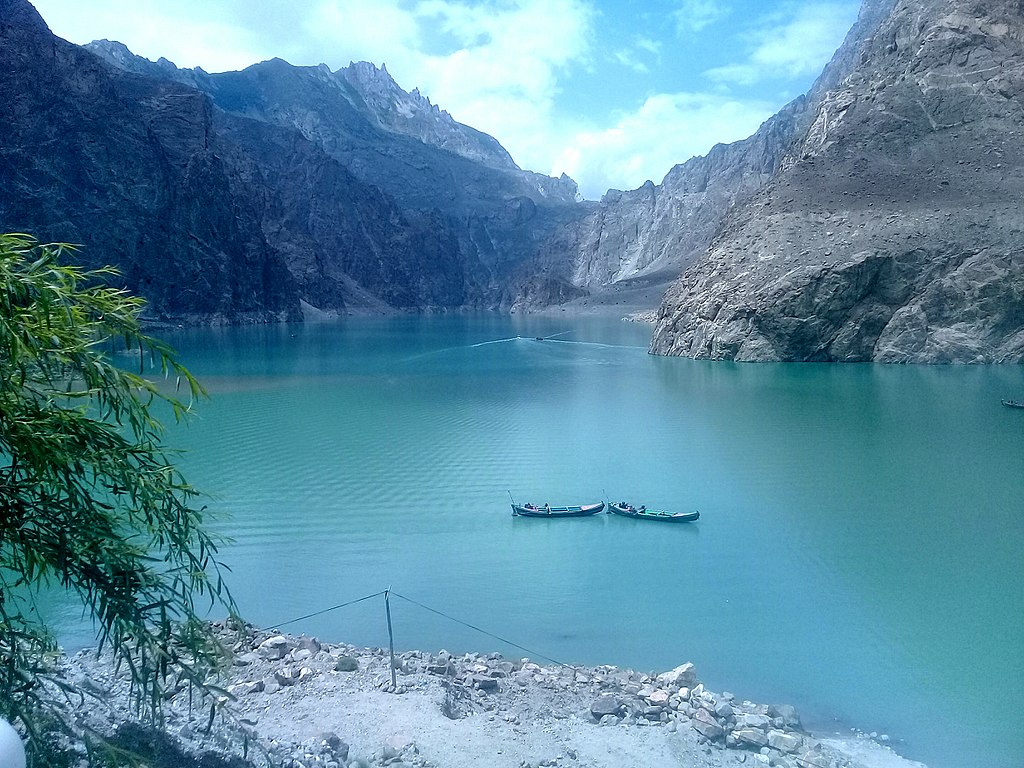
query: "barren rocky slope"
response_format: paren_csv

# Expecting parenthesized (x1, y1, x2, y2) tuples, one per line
(651, 0, 1024, 362)
(545, 2, 895, 306)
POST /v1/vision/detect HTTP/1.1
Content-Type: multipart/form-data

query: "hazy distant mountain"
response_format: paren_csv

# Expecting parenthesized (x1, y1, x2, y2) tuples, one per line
(649, 0, 1024, 362)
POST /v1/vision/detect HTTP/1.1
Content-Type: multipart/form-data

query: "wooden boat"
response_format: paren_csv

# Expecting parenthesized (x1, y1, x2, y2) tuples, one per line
(511, 502, 605, 518)
(608, 502, 699, 523)
(1002, 399, 1024, 409)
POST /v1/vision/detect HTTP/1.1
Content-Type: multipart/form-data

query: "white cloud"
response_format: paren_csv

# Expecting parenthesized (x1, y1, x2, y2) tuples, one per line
(32, 0, 265, 72)
(613, 49, 650, 74)
(304, 0, 423, 67)
(413, 0, 593, 104)
(705, 1, 858, 85)
(673, 0, 730, 34)
(612, 36, 661, 74)
(634, 37, 662, 56)
(551, 92, 776, 199)
(396, 1, 594, 175)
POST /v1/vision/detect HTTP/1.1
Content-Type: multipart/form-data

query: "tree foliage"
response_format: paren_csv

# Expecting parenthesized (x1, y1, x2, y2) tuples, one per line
(0, 234, 236, 760)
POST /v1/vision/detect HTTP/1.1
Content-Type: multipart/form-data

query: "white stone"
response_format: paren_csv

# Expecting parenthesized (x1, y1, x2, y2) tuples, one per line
(735, 713, 772, 730)
(767, 729, 804, 753)
(657, 663, 698, 689)
(258, 635, 291, 660)
(734, 728, 769, 748)
(0, 719, 25, 768)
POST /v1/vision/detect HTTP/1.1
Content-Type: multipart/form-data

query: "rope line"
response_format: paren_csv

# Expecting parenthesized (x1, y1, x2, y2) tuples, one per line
(260, 588, 569, 669)
(389, 590, 567, 668)
(267, 590, 387, 630)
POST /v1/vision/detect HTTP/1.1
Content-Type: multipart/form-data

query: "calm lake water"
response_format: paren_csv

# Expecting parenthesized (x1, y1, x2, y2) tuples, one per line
(46, 315, 1024, 768)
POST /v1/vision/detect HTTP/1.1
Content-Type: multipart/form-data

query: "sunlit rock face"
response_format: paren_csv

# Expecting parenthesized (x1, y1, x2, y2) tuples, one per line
(556, 3, 898, 304)
(651, 0, 1024, 363)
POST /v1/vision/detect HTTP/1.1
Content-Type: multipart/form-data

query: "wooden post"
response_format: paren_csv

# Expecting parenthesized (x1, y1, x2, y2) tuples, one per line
(385, 588, 397, 691)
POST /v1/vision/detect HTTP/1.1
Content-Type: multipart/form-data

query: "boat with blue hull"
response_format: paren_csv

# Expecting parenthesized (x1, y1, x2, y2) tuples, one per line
(511, 502, 605, 518)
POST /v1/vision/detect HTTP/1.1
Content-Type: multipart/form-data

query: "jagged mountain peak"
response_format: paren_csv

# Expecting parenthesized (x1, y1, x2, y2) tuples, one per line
(3, 1, 589, 322)
(83, 38, 523, 173)
(336, 60, 519, 171)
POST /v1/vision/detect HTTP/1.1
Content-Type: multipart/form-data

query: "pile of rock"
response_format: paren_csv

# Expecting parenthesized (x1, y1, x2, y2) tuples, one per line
(49, 626, 901, 768)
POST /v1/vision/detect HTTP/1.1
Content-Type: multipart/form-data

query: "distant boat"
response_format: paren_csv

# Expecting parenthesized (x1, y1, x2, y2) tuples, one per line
(608, 502, 700, 523)
(511, 502, 605, 517)
(1002, 399, 1024, 409)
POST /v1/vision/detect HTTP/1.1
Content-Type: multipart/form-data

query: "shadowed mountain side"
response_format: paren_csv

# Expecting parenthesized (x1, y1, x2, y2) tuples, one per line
(85, 41, 588, 309)
(0, 1, 477, 320)
(0, 0, 591, 322)
(0, 1, 299, 321)
(651, 0, 1024, 362)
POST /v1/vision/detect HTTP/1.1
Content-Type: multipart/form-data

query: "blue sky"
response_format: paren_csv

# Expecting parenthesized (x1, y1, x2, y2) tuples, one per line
(31, 0, 860, 199)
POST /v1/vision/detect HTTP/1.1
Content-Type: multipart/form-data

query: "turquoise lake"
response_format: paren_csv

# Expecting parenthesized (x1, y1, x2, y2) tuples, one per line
(47, 315, 1024, 768)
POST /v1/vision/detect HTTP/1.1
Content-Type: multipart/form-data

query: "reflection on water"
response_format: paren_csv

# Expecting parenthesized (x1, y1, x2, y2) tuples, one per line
(33, 315, 1024, 768)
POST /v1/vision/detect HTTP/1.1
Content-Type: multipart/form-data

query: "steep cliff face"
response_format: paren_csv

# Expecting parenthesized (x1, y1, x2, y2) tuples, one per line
(0, 2, 299, 321)
(651, 0, 1024, 362)
(564, 1, 897, 299)
(338, 61, 519, 172)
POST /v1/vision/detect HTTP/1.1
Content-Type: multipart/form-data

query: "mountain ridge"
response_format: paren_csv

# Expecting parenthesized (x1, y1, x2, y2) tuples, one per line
(84, 41, 527, 175)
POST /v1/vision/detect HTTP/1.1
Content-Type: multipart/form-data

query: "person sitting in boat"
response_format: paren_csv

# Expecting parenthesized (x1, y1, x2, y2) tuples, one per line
(638, 505, 646, 513)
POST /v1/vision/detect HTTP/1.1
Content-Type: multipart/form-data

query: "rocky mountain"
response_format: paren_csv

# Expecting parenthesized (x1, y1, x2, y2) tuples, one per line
(650, 0, 1024, 362)
(0, 0, 587, 322)
(551, 1, 898, 304)
(83, 41, 586, 297)
(85, 41, 524, 175)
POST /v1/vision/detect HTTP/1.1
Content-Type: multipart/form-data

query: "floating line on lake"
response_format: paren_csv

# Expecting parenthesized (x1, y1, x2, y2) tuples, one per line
(401, 335, 644, 362)
(469, 336, 522, 348)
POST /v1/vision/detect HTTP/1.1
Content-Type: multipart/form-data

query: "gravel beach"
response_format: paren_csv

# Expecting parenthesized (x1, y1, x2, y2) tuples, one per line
(47, 624, 926, 768)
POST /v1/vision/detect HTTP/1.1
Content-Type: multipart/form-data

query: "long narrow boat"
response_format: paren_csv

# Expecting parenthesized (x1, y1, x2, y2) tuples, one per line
(608, 502, 700, 523)
(511, 502, 605, 518)
(1002, 399, 1024, 409)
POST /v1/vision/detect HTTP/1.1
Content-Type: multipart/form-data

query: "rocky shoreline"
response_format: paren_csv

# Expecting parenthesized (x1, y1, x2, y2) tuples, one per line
(44, 624, 925, 768)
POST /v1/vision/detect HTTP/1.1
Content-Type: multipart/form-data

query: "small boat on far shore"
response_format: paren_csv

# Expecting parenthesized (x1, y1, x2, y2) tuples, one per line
(511, 502, 605, 518)
(608, 502, 700, 523)
(1001, 399, 1024, 409)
